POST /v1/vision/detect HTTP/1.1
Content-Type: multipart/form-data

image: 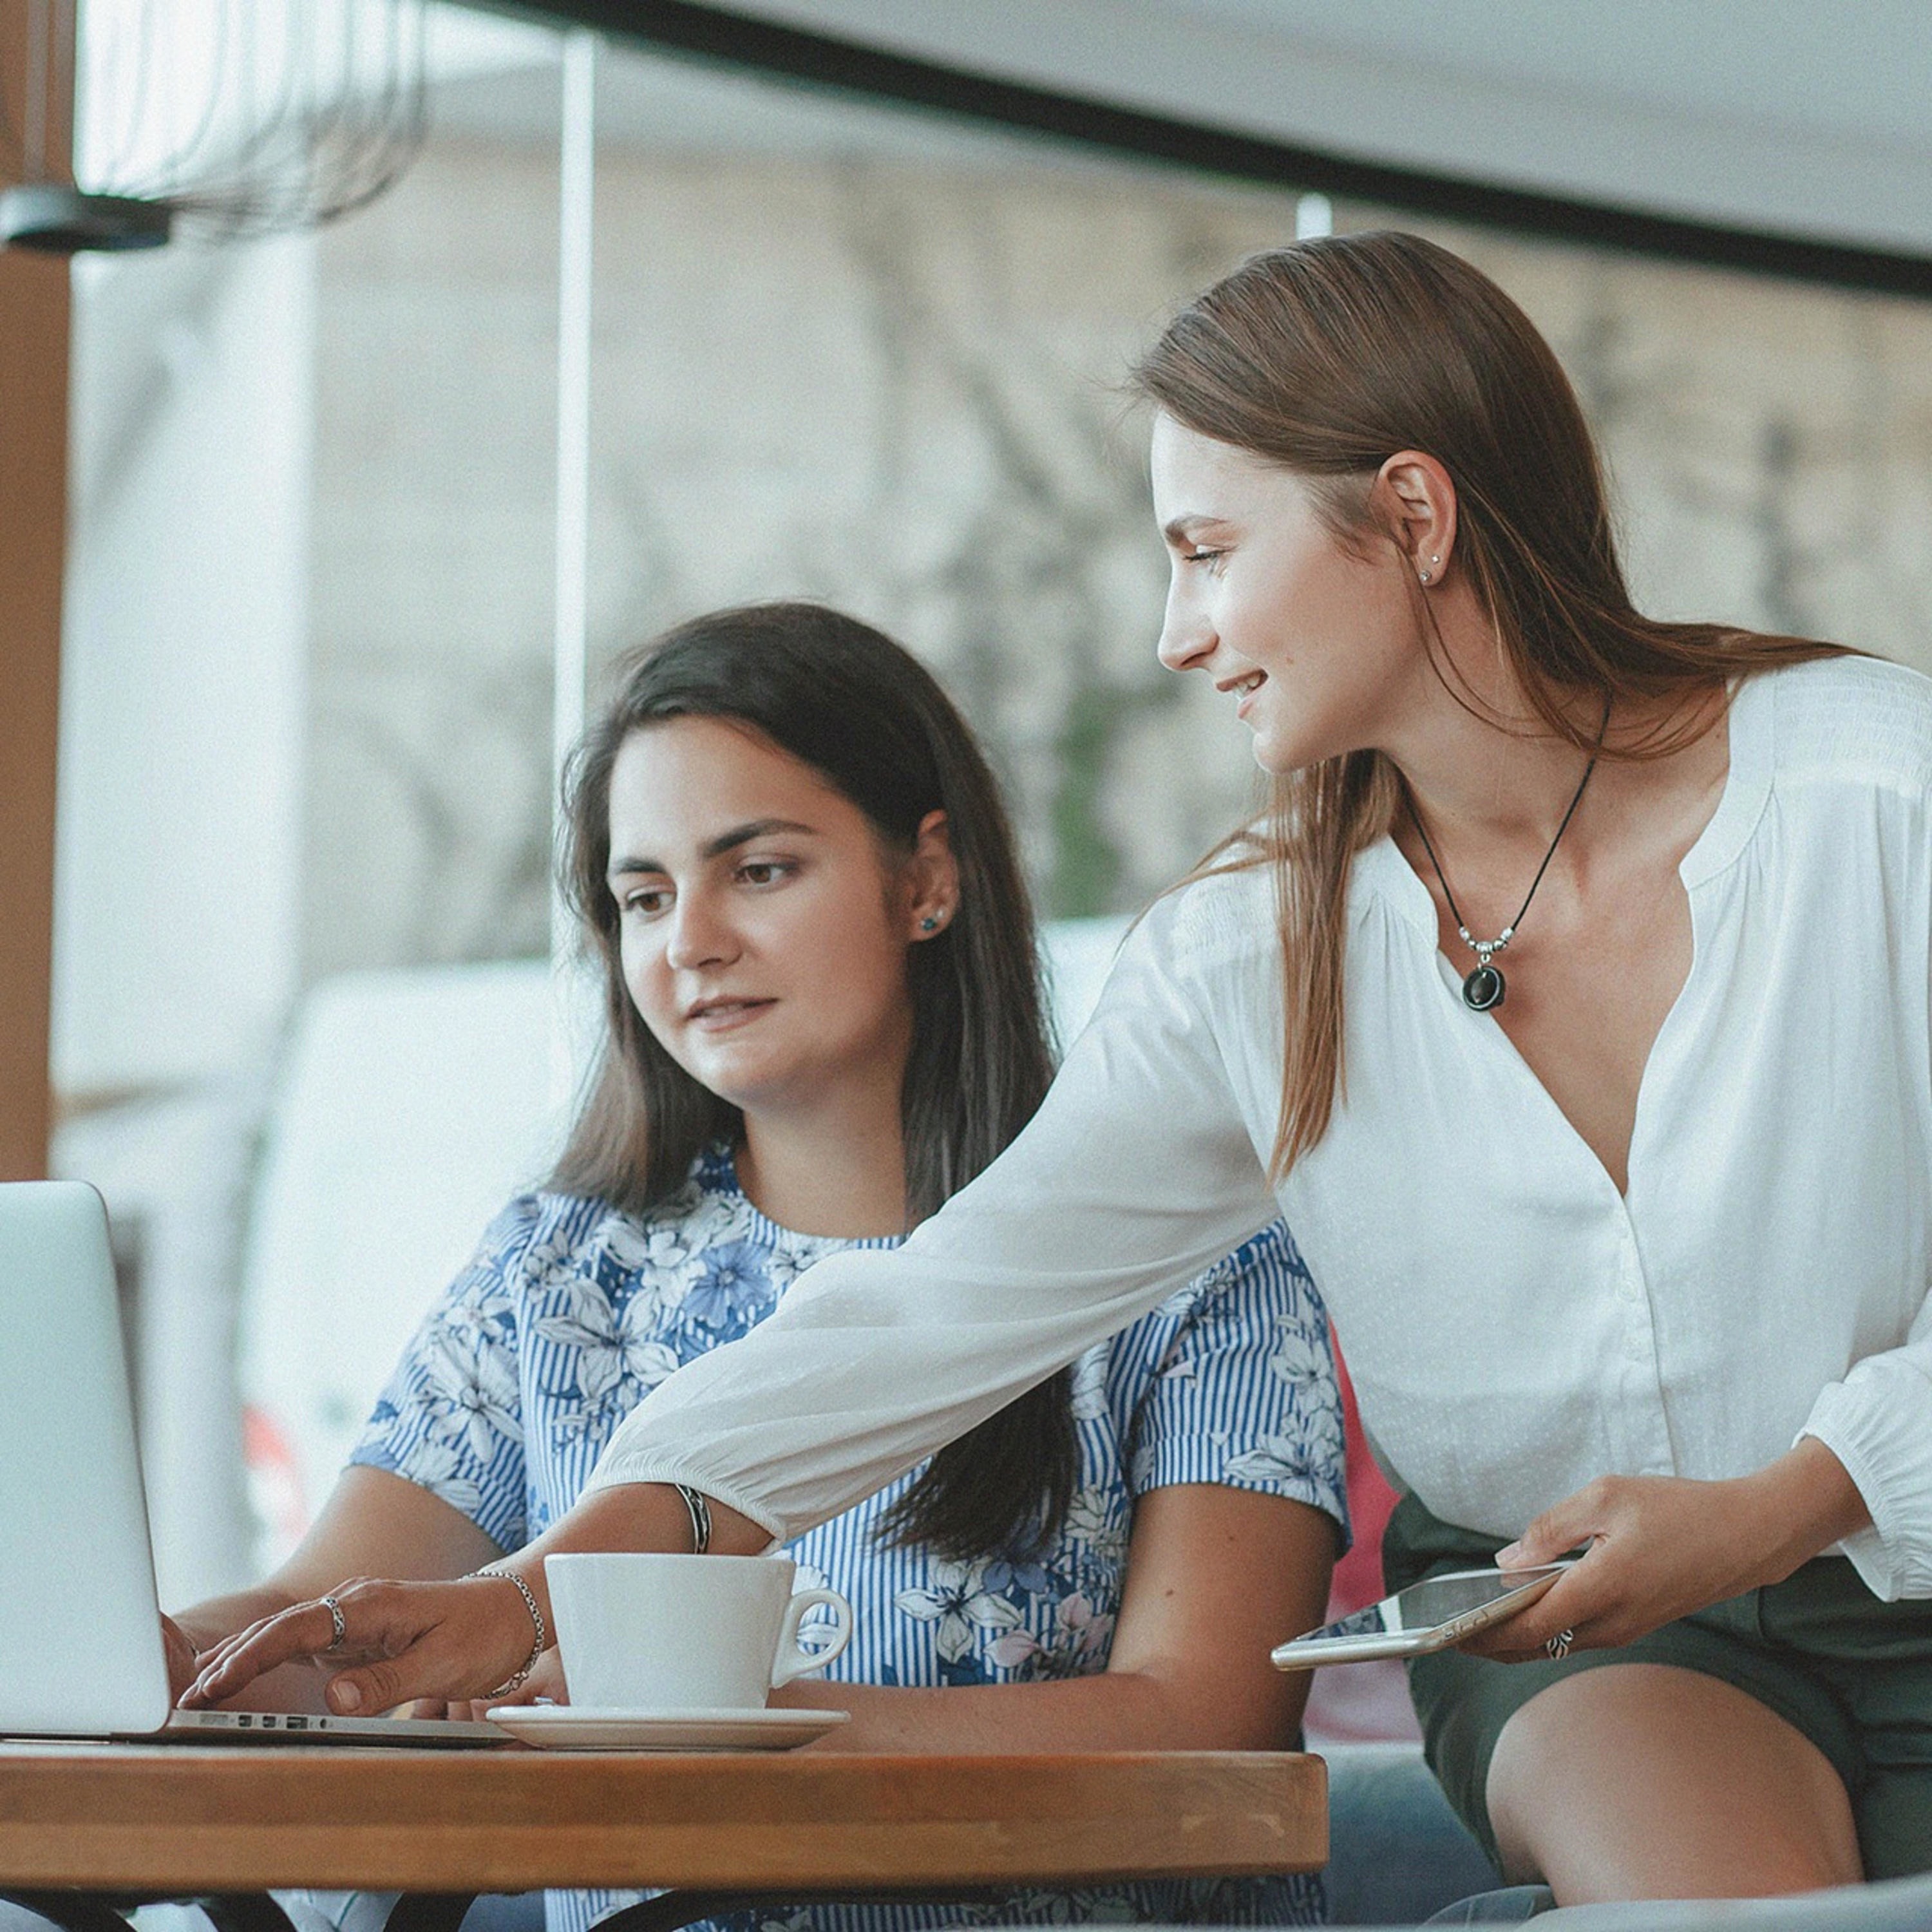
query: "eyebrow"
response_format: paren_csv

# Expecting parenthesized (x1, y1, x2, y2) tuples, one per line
(1161, 514, 1226, 545)
(608, 817, 819, 878)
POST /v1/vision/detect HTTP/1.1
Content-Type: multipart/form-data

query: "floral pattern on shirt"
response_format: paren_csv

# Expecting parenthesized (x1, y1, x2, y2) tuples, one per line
(354, 1146, 1346, 1930)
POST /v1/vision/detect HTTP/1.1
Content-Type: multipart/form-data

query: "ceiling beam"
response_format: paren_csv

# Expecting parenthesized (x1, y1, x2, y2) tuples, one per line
(505, 0, 1932, 299)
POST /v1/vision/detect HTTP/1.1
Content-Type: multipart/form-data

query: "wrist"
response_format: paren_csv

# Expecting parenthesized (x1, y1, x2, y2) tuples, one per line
(1736, 1439, 1870, 1587)
(466, 1566, 549, 1697)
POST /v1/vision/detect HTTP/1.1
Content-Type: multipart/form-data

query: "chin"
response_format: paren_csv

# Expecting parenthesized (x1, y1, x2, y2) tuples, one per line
(1251, 734, 1320, 777)
(1250, 712, 1363, 777)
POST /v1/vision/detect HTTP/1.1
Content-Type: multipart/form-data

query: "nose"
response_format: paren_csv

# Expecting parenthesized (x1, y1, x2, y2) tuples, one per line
(1157, 579, 1215, 676)
(663, 889, 739, 972)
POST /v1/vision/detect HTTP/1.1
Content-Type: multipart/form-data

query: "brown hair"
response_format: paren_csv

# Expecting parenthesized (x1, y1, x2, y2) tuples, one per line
(550, 601, 1076, 1562)
(1132, 231, 1844, 1177)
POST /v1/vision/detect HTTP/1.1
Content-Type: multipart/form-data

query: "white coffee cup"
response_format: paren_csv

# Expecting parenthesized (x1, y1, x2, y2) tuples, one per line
(544, 1553, 854, 1712)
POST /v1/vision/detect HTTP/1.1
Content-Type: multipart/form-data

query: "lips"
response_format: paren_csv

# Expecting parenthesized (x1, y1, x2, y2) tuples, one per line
(1215, 668, 1266, 697)
(1222, 670, 1266, 718)
(685, 997, 775, 1032)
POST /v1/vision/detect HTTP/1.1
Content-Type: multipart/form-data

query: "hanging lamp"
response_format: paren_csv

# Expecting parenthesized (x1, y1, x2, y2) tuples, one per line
(1, 0, 428, 253)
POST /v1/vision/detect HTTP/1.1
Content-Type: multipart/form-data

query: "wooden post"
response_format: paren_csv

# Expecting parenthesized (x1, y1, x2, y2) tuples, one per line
(0, 0, 72, 1180)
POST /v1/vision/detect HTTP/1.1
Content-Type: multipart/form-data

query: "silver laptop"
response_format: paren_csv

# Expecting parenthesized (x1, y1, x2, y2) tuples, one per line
(0, 1179, 502, 1746)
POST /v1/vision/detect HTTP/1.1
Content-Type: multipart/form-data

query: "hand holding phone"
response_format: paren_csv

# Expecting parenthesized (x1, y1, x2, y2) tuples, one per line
(1271, 1562, 1575, 1670)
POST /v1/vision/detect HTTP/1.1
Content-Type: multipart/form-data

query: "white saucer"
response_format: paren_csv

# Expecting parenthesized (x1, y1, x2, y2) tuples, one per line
(483, 1705, 849, 1752)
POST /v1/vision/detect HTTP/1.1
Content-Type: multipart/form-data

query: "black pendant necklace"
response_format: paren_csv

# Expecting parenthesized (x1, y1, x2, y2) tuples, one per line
(1409, 750, 1599, 1013)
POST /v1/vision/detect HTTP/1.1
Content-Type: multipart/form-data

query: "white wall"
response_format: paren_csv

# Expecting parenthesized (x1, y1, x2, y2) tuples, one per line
(55, 236, 316, 1095)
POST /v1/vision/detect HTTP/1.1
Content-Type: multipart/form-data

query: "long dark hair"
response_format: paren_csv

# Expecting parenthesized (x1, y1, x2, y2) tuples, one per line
(1132, 231, 1846, 1177)
(550, 601, 1075, 1561)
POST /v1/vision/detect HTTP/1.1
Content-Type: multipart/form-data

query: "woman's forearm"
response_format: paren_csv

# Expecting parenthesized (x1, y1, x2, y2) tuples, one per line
(472, 1481, 771, 1636)
(1744, 1437, 1872, 1585)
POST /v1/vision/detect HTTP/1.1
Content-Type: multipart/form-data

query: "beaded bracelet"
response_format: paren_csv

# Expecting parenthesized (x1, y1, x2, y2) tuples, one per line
(466, 1566, 547, 1698)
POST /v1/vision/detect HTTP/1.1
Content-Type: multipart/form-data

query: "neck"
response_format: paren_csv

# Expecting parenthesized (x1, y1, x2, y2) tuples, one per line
(735, 1081, 911, 1239)
(1372, 579, 1609, 846)
(1385, 587, 1724, 849)
(1397, 710, 1606, 868)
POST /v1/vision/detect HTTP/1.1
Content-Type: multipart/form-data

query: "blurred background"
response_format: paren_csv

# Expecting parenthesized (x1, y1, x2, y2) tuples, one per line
(8, 5, 1931, 1740)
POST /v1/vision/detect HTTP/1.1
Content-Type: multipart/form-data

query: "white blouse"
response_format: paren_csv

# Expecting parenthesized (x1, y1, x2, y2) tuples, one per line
(591, 656, 1932, 1603)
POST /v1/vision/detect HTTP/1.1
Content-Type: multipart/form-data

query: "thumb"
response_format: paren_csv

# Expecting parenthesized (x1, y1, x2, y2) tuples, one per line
(1495, 1486, 1602, 1569)
(327, 1658, 417, 1716)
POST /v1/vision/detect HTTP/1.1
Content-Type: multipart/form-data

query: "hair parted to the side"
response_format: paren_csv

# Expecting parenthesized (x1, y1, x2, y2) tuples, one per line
(551, 600, 1074, 1563)
(1130, 231, 1846, 1180)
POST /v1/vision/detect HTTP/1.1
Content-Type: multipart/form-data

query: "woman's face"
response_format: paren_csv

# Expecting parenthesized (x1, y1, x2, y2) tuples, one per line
(1150, 412, 1425, 773)
(606, 717, 933, 1124)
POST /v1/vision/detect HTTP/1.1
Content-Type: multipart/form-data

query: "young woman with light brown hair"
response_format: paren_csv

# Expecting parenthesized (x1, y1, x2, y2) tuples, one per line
(189, 234, 1932, 1904)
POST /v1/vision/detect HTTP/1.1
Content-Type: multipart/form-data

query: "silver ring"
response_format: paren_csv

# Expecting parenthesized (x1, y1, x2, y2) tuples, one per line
(321, 1594, 347, 1653)
(1544, 1627, 1575, 1660)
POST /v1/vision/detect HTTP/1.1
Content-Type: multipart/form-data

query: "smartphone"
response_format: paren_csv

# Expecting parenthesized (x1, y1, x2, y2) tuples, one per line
(1271, 1562, 1574, 1670)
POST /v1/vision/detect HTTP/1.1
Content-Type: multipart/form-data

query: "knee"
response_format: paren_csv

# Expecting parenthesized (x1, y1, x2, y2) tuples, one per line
(1484, 1665, 1862, 1902)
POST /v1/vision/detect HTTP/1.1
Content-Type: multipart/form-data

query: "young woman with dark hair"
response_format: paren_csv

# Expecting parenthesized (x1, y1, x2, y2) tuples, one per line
(173, 601, 1345, 1932)
(194, 232, 1932, 1904)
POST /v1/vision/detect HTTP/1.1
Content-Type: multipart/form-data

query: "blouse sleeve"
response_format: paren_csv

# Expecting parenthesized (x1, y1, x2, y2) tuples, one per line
(1123, 1221, 1350, 1547)
(586, 876, 1283, 1542)
(349, 1195, 539, 1555)
(1801, 1272, 1932, 1600)
(1795, 723, 1932, 1602)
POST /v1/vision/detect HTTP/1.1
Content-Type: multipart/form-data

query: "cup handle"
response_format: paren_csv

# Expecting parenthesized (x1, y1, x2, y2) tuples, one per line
(771, 1586, 854, 1687)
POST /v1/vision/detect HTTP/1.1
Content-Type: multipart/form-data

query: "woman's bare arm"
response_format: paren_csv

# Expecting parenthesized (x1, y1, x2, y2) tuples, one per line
(166, 1466, 504, 1705)
(178, 1478, 766, 1710)
(772, 1483, 1337, 1752)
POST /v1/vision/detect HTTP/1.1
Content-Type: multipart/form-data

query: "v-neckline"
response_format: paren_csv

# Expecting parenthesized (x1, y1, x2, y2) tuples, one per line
(1361, 674, 1776, 1200)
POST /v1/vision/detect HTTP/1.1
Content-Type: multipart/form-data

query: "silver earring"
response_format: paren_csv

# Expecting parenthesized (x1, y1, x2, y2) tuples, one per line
(920, 914, 942, 933)
(1419, 570, 1432, 584)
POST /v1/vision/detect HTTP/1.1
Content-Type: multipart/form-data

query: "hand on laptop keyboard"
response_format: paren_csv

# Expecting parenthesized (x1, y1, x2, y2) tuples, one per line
(178, 1575, 544, 1716)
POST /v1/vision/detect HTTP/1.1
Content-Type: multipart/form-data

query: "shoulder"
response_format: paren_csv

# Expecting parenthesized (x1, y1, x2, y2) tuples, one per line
(1759, 654, 1932, 800)
(1130, 851, 1277, 980)
(465, 1161, 730, 1294)
(1113, 1217, 1324, 1356)
(1182, 1218, 1324, 1332)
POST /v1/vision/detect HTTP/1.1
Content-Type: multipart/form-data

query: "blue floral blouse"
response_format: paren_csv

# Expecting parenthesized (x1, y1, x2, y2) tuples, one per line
(354, 1147, 1347, 1932)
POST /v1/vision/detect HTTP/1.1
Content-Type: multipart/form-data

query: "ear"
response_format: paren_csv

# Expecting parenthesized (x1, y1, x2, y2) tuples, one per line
(904, 810, 959, 941)
(1371, 450, 1459, 587)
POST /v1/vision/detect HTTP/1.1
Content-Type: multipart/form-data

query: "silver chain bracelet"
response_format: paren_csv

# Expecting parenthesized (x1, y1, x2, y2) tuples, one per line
(466, 1566, 547, 1698)
(676, 1482, 712, 1555)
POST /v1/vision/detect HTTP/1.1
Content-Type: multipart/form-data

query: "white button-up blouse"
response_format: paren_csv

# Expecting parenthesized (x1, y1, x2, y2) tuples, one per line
(589, 654, 1932, 1602)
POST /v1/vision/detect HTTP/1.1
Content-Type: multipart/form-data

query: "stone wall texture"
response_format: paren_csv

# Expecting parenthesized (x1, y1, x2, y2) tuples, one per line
(306, 64, 1932, 980)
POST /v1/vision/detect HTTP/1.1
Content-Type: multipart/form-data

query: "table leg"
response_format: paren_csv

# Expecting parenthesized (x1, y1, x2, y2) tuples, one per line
(197, 1897, 304, 1932)
(0, 1897, 307, 1932)
(0, 1892, 306, 1932)
(592, 1887, 1003, 1932)
(376, 1898, 475, 1932)
(0, 1893, 132, 1932)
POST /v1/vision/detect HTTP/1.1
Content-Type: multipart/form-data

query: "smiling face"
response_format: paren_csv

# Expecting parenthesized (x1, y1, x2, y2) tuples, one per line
(1150, 412, 1430, 773)
(606, 717, 931, 1127)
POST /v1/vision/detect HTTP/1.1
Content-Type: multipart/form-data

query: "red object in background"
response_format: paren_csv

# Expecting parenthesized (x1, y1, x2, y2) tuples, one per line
(242, 1401, 309, 1558)
(1300, 1335, 1422, 1743)
(1329, 1341, 1399, 1615)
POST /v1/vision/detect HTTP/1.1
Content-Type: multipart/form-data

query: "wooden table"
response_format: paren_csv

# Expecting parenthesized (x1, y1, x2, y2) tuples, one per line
(0, 1744, 1327, 1932)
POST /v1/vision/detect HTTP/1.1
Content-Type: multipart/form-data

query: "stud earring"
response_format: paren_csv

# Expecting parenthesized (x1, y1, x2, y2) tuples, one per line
(1419, 570, 1432, 584)
(920, 914, 943, 933)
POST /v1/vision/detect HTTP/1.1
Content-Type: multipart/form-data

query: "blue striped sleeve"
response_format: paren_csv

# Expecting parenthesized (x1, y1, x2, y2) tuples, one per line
(1120, 1220, 1349, 1547)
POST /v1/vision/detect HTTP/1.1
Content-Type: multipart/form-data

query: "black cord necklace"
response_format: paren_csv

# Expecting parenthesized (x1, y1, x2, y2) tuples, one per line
(1408, 749, 1600, 1013)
